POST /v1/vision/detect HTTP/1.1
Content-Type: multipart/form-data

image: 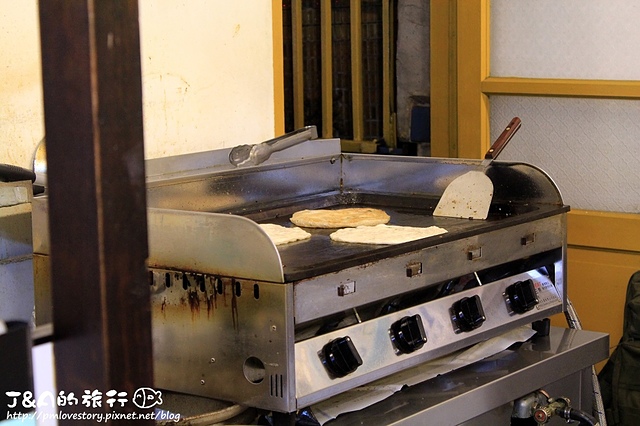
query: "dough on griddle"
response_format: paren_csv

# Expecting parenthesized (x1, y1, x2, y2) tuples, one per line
(290, 207, 390, 228)
(259, 223, 312, 245)
(330, 224, 447, 245)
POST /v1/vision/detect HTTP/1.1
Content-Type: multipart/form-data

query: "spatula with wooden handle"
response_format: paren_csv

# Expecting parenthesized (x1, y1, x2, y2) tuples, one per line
(433, 117, 521, 220)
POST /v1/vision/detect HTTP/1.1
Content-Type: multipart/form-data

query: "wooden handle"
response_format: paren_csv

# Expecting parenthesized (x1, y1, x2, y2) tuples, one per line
(485, 117, 522, 160)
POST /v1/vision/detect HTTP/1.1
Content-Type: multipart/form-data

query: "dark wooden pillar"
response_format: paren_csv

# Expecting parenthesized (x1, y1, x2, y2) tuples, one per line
(39, 1, 153, 424)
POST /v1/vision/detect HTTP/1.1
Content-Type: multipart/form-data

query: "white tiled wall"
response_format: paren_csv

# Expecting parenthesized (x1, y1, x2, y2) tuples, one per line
(491, 0, 640, 80)
(490, 1, 640, 213)
(491, 96, 640, 213)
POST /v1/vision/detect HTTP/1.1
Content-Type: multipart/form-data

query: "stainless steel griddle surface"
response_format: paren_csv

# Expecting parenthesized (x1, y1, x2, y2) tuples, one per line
(231, 192, 568, 282)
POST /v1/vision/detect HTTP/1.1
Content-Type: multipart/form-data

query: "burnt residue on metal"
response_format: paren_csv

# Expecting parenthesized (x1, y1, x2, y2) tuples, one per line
(206, 275, 218, 318)
(231, 288, 239, 331)
(188, 287, 201, 318)
(221, 278, 229, 308)
(206, 293, 216, 318)
(157, 272, 241, 327)
(215, 277, 239, 329)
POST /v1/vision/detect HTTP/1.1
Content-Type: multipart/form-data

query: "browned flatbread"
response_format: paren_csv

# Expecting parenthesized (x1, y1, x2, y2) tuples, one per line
(290, 208, 390, 228)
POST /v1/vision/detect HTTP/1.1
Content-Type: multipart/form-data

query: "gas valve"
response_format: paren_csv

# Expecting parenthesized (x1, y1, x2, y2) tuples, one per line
(532, 397, 571, 424)
(511, 390, 597, 426)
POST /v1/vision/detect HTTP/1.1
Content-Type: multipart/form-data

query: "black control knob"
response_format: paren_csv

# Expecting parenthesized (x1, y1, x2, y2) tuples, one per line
(390, 314, 428, 354)
(321, 336, 362, 378)
(506, 279, 539, 314)
(452, 295, 486, 332)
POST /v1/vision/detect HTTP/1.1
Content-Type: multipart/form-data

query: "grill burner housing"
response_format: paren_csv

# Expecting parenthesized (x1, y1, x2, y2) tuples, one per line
(142, 139, 568, 413)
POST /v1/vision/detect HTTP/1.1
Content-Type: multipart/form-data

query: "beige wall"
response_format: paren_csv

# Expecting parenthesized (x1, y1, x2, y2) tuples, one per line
(138, 0, 276, 158)
(0, 1, 44, 169)
(0, 0, 277, 169)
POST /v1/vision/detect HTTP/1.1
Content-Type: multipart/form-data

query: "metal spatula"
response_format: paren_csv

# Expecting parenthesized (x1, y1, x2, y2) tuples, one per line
(433, 117, 521, 220)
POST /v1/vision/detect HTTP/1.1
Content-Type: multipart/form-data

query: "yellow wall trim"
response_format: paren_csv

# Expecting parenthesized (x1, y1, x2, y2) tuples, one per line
(456, 0, 490, 159)
(430, 0, 456, 157)
(483, 77, 640, 99)
(320, 0, 333, 139)
(565, 209, 640, 365)
(272, 0, 285, 135)
(568, 209, 640, 253)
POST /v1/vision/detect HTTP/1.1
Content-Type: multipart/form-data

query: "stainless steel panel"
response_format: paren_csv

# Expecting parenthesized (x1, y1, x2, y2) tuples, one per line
(146, 155, 343, 213)
(147, 208, 285, 283)
(150, 263, 564, 412)
(145, 141, 565, 216)
(340, 154, 564, 206)
(293, 216, 565, 324)
(145, 138, 341, 183)
(151, 272, 297, 413)
(294, 269, 563, 407)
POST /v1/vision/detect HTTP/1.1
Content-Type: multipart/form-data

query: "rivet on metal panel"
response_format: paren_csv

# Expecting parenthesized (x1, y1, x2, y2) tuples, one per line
(467, 247, 482, 260)
(271, 325, 277, 332)
(200, 380, 205, 385)
(521, 233, 535, 246)
(406, 262, 423, 277)
(210, 358, 216, 364)
(338, 281, 356, 297)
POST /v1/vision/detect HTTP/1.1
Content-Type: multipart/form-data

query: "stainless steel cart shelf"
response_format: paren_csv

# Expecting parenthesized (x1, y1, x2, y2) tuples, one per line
(327, 326, 609, 426)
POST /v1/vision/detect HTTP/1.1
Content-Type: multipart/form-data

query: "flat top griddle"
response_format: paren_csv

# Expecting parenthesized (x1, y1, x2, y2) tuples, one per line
(231, 192, 568, 282)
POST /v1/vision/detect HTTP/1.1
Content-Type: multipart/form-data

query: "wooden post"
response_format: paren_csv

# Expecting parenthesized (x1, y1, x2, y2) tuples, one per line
(39, 1, 153, 424)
